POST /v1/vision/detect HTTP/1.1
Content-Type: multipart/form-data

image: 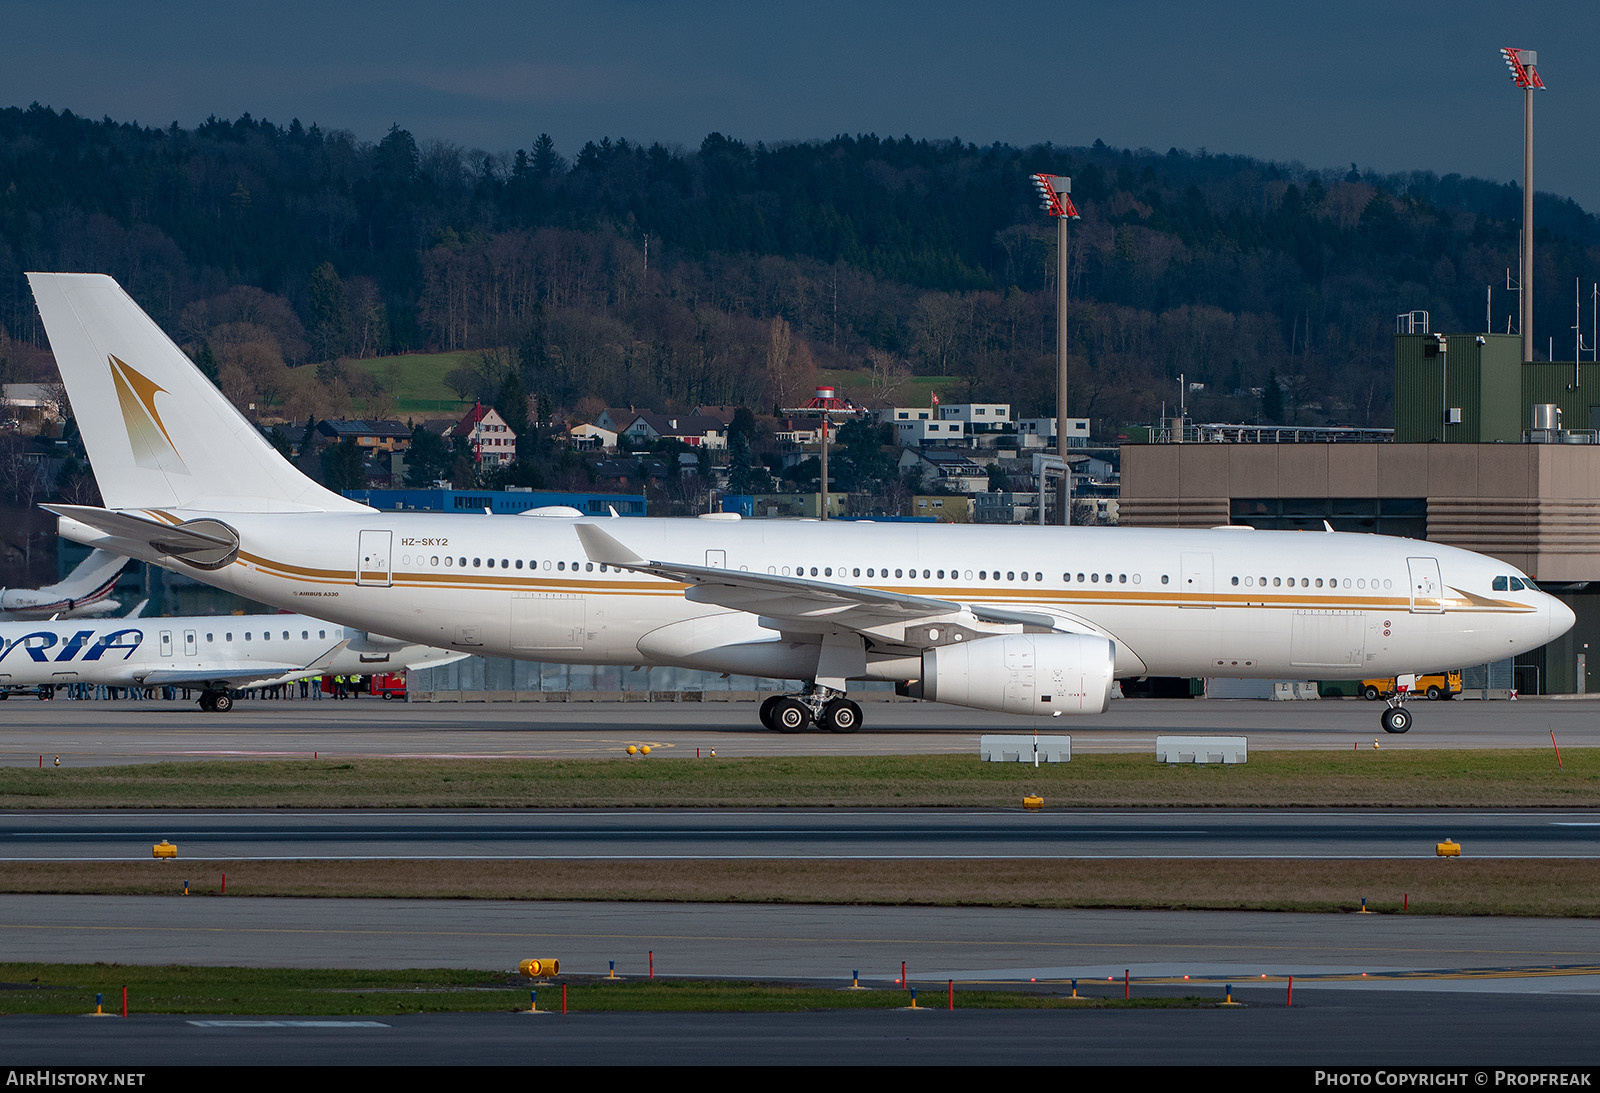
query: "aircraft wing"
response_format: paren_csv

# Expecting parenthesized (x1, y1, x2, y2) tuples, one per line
(574, 523, 1055, 643)
(135, 664, 310, 689)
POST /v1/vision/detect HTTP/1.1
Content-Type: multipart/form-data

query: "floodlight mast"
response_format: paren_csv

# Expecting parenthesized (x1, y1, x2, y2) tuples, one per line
(1502, 47, 1544, 365)
(1030, 172, 1080, 525)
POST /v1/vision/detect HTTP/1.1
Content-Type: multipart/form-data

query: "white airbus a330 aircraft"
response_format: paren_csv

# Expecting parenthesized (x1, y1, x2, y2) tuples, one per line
(26, 273, 1574, 734)
(0, 611, 466, 710)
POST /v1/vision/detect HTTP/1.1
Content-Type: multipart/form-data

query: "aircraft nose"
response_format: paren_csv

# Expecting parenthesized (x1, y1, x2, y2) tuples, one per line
(1548, 595, 1576, 642)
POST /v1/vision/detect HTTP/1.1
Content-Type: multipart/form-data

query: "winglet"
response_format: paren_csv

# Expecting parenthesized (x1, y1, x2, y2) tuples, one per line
(575, 523, 647, 567)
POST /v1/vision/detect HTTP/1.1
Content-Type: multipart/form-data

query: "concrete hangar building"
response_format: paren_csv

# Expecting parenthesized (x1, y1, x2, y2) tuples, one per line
(1119, 327, 1600, 695)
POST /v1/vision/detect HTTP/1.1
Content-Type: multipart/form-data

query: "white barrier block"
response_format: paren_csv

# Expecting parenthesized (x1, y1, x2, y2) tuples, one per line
(980, 734, 1071, 763)
(1155, 735, 1248, 764)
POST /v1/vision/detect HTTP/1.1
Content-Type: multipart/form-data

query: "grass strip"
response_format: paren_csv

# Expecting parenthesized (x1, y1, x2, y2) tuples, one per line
(0, 858, 1592, 917)
(2, 749, 1598, 809)
(0, 964, 1203, 1016)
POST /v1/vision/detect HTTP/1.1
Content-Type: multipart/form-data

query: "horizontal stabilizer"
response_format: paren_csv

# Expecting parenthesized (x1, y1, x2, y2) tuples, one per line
(46, 506, 240, 570)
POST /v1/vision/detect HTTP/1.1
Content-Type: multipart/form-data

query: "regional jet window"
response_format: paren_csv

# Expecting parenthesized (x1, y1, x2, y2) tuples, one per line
(1117, 574, 1125, 583)
(431, 556, 439, 566)
(586, 563, 594, 572)
(206, 633, 213, 642)
(282, 631, 289, 640)
(458, 557, 466, 566)
(1162, 575, 1170, 584)
(486, 558, 494, 568)
(245, 633, 252, 641)
(1090, 573, 1098, 582)
(558, 562, 565, 570)
(302, 631, 308, 639)
(444, 557, 452, 566)
(895, 569, 903, 578)
(502, 559, 509, 568)
(515, 560, 523, 569)
(1078, 573, 1086, 582)
(1133, 574, 1141, 585)
(1232, 577, 1240, 586)
(226, 633, 232, 641)
(853, 568, 861, 577)
(473, 558, 481, 567)
(1019, 571, 1027, 582)
(319, 631, 326, 639)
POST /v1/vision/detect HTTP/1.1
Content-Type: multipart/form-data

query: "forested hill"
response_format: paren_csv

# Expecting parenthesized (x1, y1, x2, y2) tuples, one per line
(1, 103, 1595, 431)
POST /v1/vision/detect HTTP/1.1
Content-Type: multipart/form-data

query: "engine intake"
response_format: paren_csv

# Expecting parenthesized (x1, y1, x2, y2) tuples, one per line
(921, 633, 1116, 716)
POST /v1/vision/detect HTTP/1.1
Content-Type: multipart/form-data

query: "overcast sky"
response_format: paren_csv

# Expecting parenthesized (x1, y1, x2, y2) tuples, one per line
(5, 1, 1598, 211)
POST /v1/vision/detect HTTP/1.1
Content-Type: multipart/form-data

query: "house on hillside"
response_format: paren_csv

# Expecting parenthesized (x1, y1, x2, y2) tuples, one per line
(619, 412, 728, 450)
(315, 419, 413, 452)
(451, 402, 517, 466)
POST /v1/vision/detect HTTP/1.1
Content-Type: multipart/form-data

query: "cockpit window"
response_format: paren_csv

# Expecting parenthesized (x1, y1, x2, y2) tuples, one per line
(1493, 576, 1508, 592)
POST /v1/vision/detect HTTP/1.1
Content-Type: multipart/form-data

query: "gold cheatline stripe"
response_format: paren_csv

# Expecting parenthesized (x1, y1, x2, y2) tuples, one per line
(236, 556, 1529, 613)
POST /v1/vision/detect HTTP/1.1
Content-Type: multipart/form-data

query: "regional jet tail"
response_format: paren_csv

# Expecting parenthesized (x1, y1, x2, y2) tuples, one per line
(0, 549, 128, 620)
(0, 613, 467, 712)
(27, 272, 1576, 736)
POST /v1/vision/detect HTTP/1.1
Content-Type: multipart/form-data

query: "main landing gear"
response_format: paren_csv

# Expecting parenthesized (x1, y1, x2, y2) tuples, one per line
(198, 690, 234, 713)
(1380, 699, 1412, 734)
(758, 687, 863, 733)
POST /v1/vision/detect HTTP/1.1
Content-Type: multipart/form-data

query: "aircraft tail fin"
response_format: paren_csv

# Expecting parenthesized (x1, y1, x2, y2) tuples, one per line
(27, 273, 369, 514)
(0, 547, 125, 614)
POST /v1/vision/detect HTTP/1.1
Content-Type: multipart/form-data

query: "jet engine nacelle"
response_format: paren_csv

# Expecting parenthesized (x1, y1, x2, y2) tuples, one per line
(921, 632, 1116, 716)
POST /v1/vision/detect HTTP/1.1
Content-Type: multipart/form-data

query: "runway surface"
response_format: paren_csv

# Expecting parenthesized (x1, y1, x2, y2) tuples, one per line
(2, 696, 1597, 765)
(9, 996, 1600, 1066)
(4, 807, 1598, 860)
(4, 698, 1597, 1064)
(5, 895, 1600, 1064)
(5, 895, 1599, 994)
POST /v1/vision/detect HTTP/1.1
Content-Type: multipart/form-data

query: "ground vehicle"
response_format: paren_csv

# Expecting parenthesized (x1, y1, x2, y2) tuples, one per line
(1362, 670, 1462, 701)
(370, 673, 407, 700)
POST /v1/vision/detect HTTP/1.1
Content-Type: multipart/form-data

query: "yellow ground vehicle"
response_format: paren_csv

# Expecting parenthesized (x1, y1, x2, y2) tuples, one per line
(1361, 671, 1462, 701)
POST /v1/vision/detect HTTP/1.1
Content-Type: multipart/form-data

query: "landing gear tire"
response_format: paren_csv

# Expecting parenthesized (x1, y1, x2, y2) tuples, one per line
(820, 698, 862, 734)
(213, 692, 233, 713)
(758, 695, 785, 731)
(772, 697, 811, 733)
(1362, 685, 1382, 701)
(198, 692, 216, 711)
(1381, 706, 1413, 734)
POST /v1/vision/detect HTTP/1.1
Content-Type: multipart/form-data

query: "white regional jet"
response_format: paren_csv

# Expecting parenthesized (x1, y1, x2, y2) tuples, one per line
(0, 548, 127, 620)
(26, 273, 1576, 734)
(0, 612, 467, 710)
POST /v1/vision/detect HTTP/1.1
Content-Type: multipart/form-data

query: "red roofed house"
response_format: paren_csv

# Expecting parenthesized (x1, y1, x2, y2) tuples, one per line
(452, 402, 517, 466)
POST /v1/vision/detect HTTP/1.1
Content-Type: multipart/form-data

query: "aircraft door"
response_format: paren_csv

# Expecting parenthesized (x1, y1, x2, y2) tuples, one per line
(357, 531, 393, 587)
(1407, 557, 1445, 614)
(184, 630, 197, 657)
(1179, 552, 1215, 608)
(159, 630, 173, 658)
